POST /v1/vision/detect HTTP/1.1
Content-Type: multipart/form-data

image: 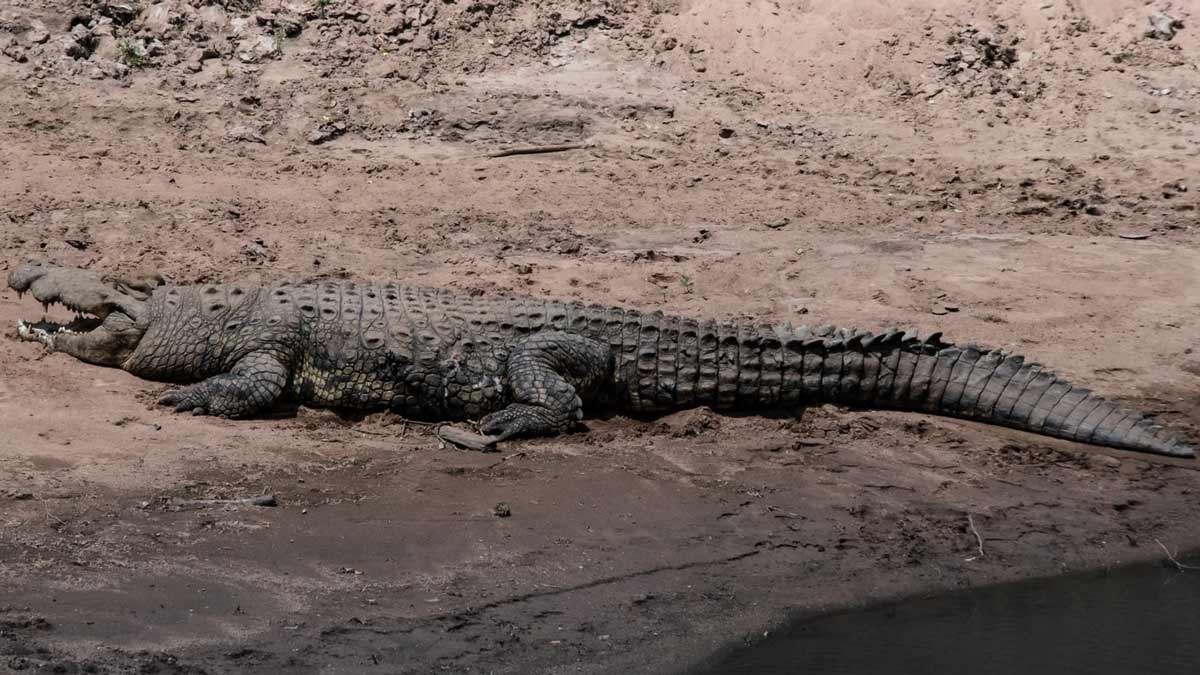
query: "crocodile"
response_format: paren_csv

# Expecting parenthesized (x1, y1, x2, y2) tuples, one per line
(6, 261, 1195, 458)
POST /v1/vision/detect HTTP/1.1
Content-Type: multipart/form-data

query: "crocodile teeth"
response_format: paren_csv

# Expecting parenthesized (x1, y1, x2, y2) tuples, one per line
(16, 320, 56, 348)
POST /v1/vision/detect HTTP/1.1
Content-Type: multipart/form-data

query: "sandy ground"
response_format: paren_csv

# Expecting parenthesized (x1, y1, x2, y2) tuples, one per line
(1, 0, 1199, 672)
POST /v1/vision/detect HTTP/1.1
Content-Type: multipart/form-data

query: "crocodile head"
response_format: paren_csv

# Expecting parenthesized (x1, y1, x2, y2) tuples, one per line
(8, 261, 164, 367)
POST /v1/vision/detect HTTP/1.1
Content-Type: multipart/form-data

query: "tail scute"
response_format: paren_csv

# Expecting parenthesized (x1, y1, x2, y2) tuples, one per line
(780, 324, 1195, 459)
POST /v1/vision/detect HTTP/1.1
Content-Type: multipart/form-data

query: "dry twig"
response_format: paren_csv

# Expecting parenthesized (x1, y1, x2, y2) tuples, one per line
(437, 425, 501, 452)
(1154, 538, 1199, 572)
(967, 514, 986, 560)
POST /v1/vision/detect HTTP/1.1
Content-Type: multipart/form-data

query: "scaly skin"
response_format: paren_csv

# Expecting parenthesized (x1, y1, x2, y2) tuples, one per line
(7, 262, 1195, 457)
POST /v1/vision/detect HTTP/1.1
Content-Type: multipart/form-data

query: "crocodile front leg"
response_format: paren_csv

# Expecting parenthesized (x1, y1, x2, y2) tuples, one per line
(157, 352, 289, 418)
(478, 332, 612, 441)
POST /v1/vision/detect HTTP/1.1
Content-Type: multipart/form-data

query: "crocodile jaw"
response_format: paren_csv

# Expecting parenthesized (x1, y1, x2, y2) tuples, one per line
(9, 261, 153, 367)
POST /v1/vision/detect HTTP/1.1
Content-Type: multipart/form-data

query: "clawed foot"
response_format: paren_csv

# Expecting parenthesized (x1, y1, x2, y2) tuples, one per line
(157, 386, 209, 416)
(479, 405, 542, 441)
(479, 402, 580, 441)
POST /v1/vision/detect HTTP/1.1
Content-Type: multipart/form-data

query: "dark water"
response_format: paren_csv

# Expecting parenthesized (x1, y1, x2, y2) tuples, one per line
(700, 558, 1200, 675)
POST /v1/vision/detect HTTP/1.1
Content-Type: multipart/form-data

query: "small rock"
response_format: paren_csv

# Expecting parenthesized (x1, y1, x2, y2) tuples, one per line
(3, 42, 28, 63)
(1145, 12, 1183, 41)
(717, 127, 735, 139)
(632, 592, 656, 605)
(653, 36, 677, 52)
(1088, 455, 1122, 471)
(92, 35, 123, 62)
(765, 217, 790, 229)
(101, 1, 140, 25)
(197, 5, 231, 33)
(236, 34, 278, 63)
(140, 3, 175, 35)
(229, 16, 252, 36)
(306, 124, 345, 145)
(99, 59, 130, 79)
(494, 502, 512, 518)
(1117, 232, 1152, 240)
(63, 32, 96, 60)
(276, 15, 306, 38)
(25, 20, 50, 45)
(228, 125, 266, 143)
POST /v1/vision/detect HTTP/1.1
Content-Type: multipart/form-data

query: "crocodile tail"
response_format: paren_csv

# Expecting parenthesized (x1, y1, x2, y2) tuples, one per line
(806, 328, 1194, 458)
(605, 312, 1192, 458)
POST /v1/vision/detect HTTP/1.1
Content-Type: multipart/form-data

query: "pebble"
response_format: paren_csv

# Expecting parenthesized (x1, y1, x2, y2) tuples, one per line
(229, 126, 266, 144)
(307, 122, 346, 145)
(1145, 12, 1183, 41)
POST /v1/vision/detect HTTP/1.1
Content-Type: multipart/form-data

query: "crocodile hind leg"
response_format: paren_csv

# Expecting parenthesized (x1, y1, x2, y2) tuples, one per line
(157, 352, 288, 418)
(478, 331, 612, 441)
